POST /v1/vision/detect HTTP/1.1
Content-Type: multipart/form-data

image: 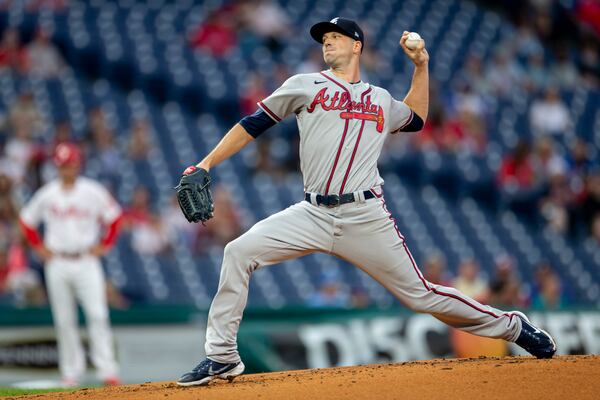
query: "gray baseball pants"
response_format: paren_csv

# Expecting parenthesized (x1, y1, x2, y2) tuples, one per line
(205, 192, 521, 363)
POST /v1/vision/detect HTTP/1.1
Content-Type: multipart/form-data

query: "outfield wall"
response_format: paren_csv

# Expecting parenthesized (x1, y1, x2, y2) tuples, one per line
(0, 307, 598, 385)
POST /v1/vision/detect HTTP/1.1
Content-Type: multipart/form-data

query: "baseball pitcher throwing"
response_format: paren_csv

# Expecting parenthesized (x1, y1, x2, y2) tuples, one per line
(175, 18, 556, 386)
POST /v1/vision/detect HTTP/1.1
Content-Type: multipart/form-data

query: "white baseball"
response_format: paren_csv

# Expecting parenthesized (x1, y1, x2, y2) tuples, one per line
(405, 32, 422, 50)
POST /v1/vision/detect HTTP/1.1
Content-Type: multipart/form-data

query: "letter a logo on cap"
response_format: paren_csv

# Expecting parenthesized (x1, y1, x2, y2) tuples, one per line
(330, 17, 339, 24)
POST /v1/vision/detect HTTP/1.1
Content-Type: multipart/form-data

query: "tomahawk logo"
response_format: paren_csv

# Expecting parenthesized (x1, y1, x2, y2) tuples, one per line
(330, 17, 339, 24)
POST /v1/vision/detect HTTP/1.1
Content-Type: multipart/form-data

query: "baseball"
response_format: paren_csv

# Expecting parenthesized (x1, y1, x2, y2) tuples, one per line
(405, 32, 422, 50)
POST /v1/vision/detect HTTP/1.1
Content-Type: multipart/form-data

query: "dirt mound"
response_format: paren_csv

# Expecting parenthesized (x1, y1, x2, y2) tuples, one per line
(8, 355, 600, 400)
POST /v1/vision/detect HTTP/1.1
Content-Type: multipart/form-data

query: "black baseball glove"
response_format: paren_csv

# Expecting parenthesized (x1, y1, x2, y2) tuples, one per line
(175, 166, 214, 223)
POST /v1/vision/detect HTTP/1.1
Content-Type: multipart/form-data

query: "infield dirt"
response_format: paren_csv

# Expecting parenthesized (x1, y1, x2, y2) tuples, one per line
(6, 355, 600, 399)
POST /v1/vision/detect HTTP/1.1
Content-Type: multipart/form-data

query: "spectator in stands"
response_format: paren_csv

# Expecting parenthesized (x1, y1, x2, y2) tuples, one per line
(189, 5, 239, 58)
(162, 195, 199, 252)
(308, 273, 349, 308)
(196, 186, 242, 254)
(0, 174, 45, 306)
(459, 55, 490, 98)
(272, 63, 292, 90)
(452, 81, 487, 121)
(488, 255, 528, 308)
(486, 50, 524, 98)
(532, 136, 567, 183)
(569, 139, 596, 181)
(497, 141, 533, 187)
(360, 45, 382, 84)
(532, 272, 565, 310)
(239, 0, 290, 54)
(511, 23, 544, 59)
(296, 48, 324, 74)
(452, 259, 489, 303)
(25, 28, 65, 80)
(525, 52, 550, 91)
(540, 173, 571, 233)
(411, 107, 445, 151)
(8, 88, 44, 139)
(531, 263, 566, 310)
(123, 186, 169, 255)
(86, 106, 108, 140)
(90, 126, 122, 187)
(422, 251, 451, 286)
(451, 110, 487, 154)
(3, 93, 42, 185)
(529, 87, 570, 136)
(534, 136, 575, 233)
(0, 173, 20, 251)
(239, 72, 268, 117)
(350, 286, 371, 308)
(0, 28, 27, 74)
(578, 40, 600, 88)
(550, 47, 580, 90)
(127, 118, 151, 161)
(0, 238, 45, 307)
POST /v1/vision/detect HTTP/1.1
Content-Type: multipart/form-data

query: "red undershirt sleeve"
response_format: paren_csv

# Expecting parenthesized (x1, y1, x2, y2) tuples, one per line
(19, 218, 43, 248)
(100, 214, 122, 248)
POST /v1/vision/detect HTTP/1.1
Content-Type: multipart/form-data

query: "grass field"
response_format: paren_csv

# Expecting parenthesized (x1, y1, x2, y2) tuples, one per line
(0, 388, 70, 397)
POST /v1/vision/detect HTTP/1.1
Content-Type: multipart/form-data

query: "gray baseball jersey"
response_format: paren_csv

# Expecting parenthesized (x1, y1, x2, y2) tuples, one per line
(203, 70, 523, 365)
(258, 70, 413, 195)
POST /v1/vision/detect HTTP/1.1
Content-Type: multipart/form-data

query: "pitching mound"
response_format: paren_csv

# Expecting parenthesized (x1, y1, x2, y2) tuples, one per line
(8, 355, 600, 400)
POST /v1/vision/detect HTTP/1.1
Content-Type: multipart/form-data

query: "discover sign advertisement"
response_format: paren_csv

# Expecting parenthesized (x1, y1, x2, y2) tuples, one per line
(237, 310, 600, 371)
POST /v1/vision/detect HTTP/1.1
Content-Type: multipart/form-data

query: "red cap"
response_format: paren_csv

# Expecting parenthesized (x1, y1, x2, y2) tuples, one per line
(53, 143, 82, 167)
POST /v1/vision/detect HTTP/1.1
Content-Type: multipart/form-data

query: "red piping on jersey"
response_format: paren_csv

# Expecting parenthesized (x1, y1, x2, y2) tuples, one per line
(339, 87, 372, 195)
(399, 109, 414, 130)
(101, 214, 122, 248)
(257, 101, 281, 122)
(324, 119, 350, 195)
(319, 71, 349, 92)
(19, 218, 43, 247)
(339, 120, 365, 195)
(371, 188, 516, 322)
(321, 71, 352, 195)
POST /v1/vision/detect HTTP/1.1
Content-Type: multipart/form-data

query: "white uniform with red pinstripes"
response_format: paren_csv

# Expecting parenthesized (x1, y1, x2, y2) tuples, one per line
(204, 70, 521, 364)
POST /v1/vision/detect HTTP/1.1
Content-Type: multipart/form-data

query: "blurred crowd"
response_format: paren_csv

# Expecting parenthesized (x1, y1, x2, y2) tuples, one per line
(308, 251, 569, 310)
(0, 25, 244, 307)
(1, 0, 598, 309)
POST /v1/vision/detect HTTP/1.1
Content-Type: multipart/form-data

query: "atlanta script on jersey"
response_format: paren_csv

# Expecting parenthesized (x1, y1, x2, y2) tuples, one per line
(257, 70, 414, 196)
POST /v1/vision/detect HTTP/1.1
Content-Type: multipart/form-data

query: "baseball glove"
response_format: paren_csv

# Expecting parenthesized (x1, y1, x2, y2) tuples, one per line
(175, 166, 214, 223)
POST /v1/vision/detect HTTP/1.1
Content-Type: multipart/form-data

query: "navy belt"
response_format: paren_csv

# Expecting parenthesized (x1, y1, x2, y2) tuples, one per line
(55, 251, 87, 259)
(305, 190, 375, 207)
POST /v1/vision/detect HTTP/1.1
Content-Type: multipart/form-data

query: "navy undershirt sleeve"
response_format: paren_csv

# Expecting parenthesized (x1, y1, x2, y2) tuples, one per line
(239, 108, 277, 138)
(400, 112, 424, 132)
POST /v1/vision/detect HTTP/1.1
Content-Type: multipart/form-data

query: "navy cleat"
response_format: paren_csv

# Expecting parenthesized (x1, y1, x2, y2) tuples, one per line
(177, 358, 245, 387)
(513, 311, 557, 359)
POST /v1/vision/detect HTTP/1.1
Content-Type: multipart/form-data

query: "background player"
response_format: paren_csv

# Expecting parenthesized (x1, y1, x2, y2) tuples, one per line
(19, 143, 122, 387)
(176, 18, 556, 387)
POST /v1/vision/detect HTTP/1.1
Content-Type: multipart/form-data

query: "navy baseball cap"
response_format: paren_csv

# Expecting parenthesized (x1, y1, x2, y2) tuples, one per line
(310, 17, 364, 50)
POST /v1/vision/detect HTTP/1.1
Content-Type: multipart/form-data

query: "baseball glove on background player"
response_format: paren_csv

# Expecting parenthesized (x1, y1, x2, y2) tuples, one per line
(175, 166, 214, 223)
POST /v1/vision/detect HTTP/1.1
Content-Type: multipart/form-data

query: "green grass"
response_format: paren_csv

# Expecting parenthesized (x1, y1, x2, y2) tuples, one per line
(0, 387, 73, 397)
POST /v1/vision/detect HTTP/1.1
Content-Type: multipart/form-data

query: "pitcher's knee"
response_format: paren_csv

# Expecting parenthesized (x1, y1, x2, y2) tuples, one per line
(223, 235, 259, 271)
(405, 301, 431, 314)
(399, 290, 435, 314)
